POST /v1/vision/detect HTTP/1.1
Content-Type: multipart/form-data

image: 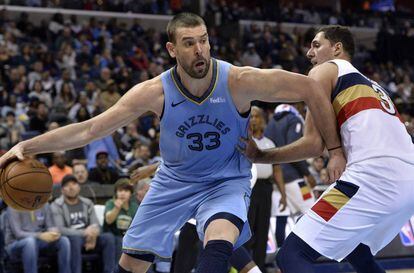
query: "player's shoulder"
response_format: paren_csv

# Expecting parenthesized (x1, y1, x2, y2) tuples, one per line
(126, 75, 164, 101)
(308, 62, 338, 78)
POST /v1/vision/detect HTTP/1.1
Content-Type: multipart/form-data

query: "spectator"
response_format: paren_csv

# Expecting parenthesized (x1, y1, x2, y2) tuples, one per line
(241, 42, 262, 67)
(48, 151, 73, 184)
(51, 175, 115, 273)
(29, 101, 49, 133)
(4, 205, 71, 273)
(28, 80, 52, 108)
(104, 178, 138, 261)
(73, 162, 98, 202)
(98, 79, 121, 111)
(126, 142, 152, 172)
(85, 135, 120, 169)
(135, 178, 151, 205)
(0, 111, 25, 149)
(89, 151, 119, 184)
(53, 82, 76, 112)
(68, 92, 94, 122)
(308, 156, 326, 185)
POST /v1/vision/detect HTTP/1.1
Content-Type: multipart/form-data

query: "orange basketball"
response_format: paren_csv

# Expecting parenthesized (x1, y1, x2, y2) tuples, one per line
(0, 158, 53, 211)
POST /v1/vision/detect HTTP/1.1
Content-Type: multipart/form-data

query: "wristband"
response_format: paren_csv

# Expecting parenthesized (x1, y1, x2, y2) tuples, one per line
(327, 145, 342, 152)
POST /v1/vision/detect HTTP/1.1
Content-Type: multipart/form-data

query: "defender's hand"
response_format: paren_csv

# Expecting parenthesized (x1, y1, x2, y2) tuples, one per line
(237, 136, 263, 163)
(327, 149, 346, 183)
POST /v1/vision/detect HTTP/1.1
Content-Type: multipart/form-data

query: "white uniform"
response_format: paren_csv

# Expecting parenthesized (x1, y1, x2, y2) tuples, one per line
(293, 59, 414, 261)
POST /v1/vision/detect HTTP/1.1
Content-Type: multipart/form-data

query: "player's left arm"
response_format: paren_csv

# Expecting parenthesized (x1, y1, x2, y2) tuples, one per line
(231, 65, 345, 182)
(230, 66, 341, 152)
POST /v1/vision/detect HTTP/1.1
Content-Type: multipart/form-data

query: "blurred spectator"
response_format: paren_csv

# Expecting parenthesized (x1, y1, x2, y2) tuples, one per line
(29, 101, 49, 133)
(28, 80, 52, 108)
(53, 82, 76, 112)
(89, 151, 119, 184)
(4, 205, 71, 273)
(308, 156, 326, 185)
(48, 151, 73, 184)
(135, 178, 151, 205)
(103, 178, 138, 261)
(120, 122, 151, 154)
(0, 111, 25, 149)
(98, 80, 121, 111)
(126, 142, 152, 172)
(241, 42, 262, 67)
(73, 162, 98, 203)
(68, 92, 94, 122)
(51, 175, 115, 273)
(319, 168, 329, 185)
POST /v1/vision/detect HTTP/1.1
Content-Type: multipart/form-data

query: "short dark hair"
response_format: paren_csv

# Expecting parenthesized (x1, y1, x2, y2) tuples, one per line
(61, 174, 78, 187)
(317, 25, 355, 58)
(166, 12, 206, 43)
(114, 178, 134, 195)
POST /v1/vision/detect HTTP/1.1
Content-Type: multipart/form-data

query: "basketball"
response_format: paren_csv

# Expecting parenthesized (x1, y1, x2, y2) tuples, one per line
(0, 159, 53, 211)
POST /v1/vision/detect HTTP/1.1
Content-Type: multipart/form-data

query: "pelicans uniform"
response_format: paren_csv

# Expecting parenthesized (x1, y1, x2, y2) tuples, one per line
(122, 59, 252, 261)
(293, 59, 414, 261)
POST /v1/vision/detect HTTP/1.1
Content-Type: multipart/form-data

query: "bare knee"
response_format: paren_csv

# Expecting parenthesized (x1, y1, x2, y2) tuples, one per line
(119, 253, 152, 273)
(204, 219, 240, 246)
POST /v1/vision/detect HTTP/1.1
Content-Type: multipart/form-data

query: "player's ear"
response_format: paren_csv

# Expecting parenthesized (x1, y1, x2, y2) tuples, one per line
(334, 42, 343, 57)
(166, 42, 176, 58)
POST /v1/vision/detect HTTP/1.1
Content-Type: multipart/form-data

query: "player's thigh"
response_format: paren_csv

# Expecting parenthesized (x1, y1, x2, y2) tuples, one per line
(195, 178, 251, 248)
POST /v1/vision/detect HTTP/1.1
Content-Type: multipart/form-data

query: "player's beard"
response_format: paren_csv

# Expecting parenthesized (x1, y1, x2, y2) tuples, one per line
(180, 56, 210, 79)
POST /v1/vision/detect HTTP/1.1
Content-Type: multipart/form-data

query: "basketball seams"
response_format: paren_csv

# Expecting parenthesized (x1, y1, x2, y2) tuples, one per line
(5, 180, 51, 194)
(1, 159, 52, 211)
(1, 160, 20, 186)
(2, 183, 36, 210)
(4, 170, 51, 185)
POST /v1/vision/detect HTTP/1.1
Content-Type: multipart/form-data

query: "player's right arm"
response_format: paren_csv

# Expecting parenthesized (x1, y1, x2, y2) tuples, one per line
(240, 111, 324, 163)
(0, 77, 164, 168)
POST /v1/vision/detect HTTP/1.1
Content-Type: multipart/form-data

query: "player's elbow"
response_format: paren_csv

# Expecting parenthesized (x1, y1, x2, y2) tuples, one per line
(305, 134, 324, 157)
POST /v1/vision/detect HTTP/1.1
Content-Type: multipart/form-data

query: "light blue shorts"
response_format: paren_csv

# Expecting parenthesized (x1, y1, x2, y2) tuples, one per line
(122, 174, 252, 262)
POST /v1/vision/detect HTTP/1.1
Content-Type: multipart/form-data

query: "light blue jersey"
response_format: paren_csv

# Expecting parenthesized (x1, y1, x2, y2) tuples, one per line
(123, 59, 252, 261)
(158, 58, 251, 182)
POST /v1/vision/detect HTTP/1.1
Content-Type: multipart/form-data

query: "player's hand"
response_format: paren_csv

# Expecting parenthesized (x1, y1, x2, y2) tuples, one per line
(327, 148, 346, 183)
(237, 136, 263, 163)
(0, 143, 25, 169)
(130, 163, 158, 184)
(38, 231, 61, 242)
(279, 194, 287, 212)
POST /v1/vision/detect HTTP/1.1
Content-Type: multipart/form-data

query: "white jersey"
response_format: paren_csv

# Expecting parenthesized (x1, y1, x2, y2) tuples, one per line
(330, 59, 414, 166)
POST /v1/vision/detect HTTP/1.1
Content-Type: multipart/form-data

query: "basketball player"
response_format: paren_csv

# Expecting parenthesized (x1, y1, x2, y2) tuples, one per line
(240, 26, 414, 273)
(0, 13, 345, 273)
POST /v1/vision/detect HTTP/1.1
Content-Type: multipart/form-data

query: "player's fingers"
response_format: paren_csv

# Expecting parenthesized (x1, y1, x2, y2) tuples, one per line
(0, 152, 16, 169)
(239, 137, 248, 144)
(328, 168, 335, 183)
(236, 145, 246, 154)
(15, 150, 24, 161)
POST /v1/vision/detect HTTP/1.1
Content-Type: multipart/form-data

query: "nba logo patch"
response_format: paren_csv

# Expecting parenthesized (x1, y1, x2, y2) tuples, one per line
(399, 218, 414, 247)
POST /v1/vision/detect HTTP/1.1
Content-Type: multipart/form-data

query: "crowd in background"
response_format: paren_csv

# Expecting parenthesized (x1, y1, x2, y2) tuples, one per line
(0, 1, 413, 272)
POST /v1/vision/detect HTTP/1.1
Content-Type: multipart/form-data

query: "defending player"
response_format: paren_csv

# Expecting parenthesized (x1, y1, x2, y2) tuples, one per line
(240, 25, 414, 273)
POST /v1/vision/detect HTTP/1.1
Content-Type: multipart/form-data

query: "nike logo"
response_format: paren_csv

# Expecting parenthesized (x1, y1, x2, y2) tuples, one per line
(171, 100, 186, 107)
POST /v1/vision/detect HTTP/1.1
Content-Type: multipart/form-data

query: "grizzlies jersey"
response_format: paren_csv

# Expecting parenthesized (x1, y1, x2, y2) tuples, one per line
(158, 58, 252, 182)
(330, 59, 414, 165)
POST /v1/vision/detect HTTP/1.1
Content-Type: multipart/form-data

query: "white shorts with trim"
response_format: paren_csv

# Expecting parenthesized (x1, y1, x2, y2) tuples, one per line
(293, 157, 414, 261)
